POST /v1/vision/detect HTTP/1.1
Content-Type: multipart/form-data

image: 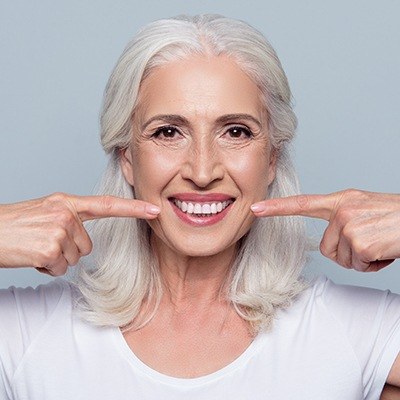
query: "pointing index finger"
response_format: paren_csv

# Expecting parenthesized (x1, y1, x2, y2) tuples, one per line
(70, 195, 161, 222)
(251, 194, 337, 221)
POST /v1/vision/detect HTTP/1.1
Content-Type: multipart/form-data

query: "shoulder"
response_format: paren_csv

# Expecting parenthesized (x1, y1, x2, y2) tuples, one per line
(0, 278, 72, 320)
(0, 278, 73, 354)
(278, 276, 400, 398)
(0, 279, 76, 397)
(298, 275, 400, 334)
(307, 275, 400, 319)
(304, 275, 400, 394)
(286, 275, 400, 360)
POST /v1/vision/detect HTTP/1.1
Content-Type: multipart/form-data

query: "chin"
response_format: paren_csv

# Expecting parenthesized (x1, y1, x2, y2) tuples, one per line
(169, 237, 239, 258)
(149, 220, 247, 259)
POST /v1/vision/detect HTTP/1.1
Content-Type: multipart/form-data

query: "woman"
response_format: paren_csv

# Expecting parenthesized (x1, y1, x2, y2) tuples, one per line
(1, 14, 400, 399)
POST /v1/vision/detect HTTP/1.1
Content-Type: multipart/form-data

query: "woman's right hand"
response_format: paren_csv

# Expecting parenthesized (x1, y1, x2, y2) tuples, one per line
(0, 193, 160, 276)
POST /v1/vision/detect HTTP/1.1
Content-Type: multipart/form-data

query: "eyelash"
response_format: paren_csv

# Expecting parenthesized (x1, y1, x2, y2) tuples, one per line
(151, 126, 180, 139)
(226, 126, 254, 139)
(150, 125, 254, 140)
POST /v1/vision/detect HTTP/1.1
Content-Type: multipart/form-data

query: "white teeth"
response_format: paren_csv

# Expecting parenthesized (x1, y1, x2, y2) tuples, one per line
(173, 199, 233, 215)
(194, 203, 202, 214)
(202, 204, 211, 214)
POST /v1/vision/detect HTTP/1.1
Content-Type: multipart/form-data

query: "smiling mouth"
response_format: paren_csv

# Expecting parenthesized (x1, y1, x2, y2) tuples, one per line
(170, 198, 235, 217)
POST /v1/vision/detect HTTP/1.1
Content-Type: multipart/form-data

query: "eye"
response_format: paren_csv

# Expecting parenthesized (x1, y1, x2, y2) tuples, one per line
(152, 126, 181, 140)
(226, 126, 254, 139)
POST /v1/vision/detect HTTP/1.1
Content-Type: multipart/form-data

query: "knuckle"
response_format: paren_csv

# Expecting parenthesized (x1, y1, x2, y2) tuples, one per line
(46, 192, 68, 205)
(339, 256, 353, 269)
(350, 238, 364, 255)
(99, 196, 115, 213)
(59, 260, 69, 274)
(41, 243, 62, 262)
(343, 188, 362, 198)
(52, 267, 66, 277)
(71, 257, 80, 266)
(58, 210, 75, 227)
(360, 246, 377, 262)
(319, 241, 329, 257)
(46, 258, 68, 276)
(335, 208, 354, 226)
(351, 262, 363, 272)
(342, 188, 369, 203)
(80, 239, 93, 256)
(343, 188, 359, 197)
(43, 193, 76, 226)
(52, 227, 68, 242)
(341, 224, 355, 241)
(295, 195, 310, 210)
(352, 240, 378, 263)
(352, 258, 370, 272)
(319, 240, 335, 260)
(69, 252, 81, 266)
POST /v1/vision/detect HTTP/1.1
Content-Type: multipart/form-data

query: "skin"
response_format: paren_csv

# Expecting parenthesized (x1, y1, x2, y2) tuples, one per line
(381, 384, 400, 400)
(251, 190, 400, 272)
(120, 54, 275, 303)
(0, 193, 160, 275)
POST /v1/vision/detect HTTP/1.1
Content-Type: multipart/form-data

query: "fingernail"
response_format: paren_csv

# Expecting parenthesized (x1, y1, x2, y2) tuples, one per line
(250, 203, 266, 213)
(146, 205, 161, 215)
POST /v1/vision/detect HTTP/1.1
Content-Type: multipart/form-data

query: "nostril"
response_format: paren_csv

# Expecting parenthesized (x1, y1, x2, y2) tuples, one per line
(179, 147, 224, 186)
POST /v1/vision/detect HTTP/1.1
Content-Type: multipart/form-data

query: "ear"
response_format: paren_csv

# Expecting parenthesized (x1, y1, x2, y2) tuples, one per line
(267, 150, 277, 185)
(119, 147, 135, 186)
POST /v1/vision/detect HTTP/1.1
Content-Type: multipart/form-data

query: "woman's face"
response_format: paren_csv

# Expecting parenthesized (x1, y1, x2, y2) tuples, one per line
(121, 54, 276, 257)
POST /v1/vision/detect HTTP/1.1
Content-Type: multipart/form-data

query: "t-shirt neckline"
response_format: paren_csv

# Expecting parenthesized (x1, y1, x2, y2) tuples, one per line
(111, 325, 266, 387)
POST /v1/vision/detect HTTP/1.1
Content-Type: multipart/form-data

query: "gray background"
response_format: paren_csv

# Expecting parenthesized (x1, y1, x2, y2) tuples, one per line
(1, 0, 399, 290)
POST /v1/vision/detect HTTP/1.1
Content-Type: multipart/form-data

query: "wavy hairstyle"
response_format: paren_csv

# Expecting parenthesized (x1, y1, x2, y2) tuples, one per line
(70, 14, 309, 334)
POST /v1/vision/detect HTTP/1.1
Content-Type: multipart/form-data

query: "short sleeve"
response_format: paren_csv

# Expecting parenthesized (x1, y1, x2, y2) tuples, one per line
(320, 278, 400, 400)
(0, 278, 69, 399)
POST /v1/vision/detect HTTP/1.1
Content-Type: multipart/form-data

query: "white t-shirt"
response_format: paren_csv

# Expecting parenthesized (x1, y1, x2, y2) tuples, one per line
(1, 276, 400, 400)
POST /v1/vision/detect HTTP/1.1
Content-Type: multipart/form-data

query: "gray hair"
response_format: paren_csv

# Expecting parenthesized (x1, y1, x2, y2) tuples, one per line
(70, 14, 309, 334)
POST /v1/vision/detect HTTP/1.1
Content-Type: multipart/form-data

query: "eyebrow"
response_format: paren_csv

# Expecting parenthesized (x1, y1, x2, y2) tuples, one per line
(141, 113, 262, 131)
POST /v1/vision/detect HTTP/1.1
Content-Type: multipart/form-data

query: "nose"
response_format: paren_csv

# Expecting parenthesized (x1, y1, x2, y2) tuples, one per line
(180, 136, 224, 188)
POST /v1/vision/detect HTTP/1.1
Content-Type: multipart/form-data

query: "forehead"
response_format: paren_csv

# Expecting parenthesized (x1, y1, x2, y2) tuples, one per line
(135, 55, 265, 121)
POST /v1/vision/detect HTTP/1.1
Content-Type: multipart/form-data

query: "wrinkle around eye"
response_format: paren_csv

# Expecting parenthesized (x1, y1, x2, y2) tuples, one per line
(226, 126, 254, 139)
(144, 126, 187, 149)
(218, 127, 269, 150)
(219, 125, 254, 144)
(152, 126, 182, 139)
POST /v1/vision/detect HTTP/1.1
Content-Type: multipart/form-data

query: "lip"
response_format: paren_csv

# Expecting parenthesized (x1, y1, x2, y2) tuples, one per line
(168, 194, 235, 227)
(169, 193, 234, 202)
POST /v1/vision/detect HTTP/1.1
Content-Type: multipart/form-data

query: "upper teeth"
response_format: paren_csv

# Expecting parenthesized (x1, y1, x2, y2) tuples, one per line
(173, 199, 232, 214)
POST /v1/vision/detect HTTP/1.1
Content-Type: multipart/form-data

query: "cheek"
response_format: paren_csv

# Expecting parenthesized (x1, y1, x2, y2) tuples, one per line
(132, 149, 181, 199)
(228, 151, 271, 195)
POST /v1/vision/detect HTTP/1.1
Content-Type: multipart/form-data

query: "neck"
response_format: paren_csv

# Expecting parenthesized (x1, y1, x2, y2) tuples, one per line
(151, 235, 238, 309)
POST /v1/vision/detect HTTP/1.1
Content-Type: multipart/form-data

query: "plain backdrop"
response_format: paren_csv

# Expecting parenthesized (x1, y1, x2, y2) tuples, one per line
(1, 0, 399, 290)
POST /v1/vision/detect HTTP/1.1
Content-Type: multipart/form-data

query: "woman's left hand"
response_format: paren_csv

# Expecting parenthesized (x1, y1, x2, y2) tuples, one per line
(251, 189, 400, 272)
